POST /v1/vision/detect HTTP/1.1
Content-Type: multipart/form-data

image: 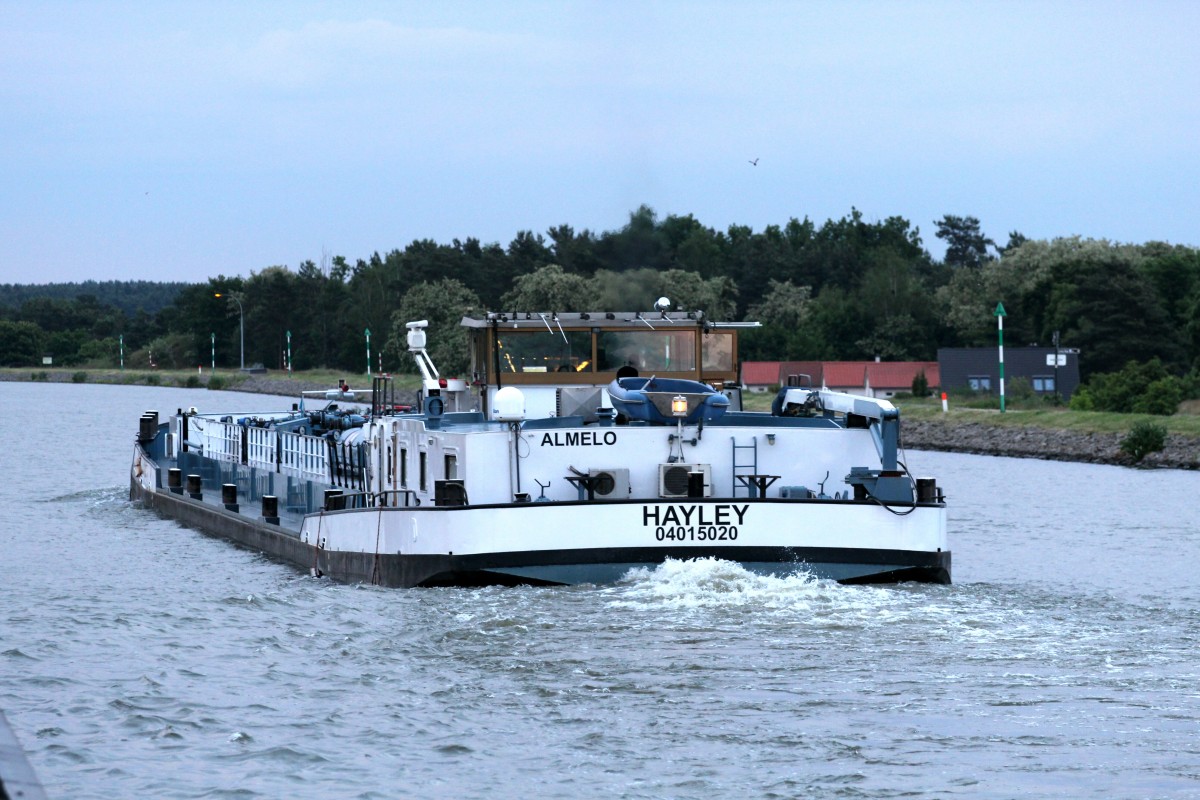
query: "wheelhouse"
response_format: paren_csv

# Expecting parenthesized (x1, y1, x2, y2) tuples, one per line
(460, 311, 753, 415)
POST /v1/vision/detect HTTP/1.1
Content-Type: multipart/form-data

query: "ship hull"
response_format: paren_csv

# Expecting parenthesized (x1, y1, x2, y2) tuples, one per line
(132, 444, 950, 588)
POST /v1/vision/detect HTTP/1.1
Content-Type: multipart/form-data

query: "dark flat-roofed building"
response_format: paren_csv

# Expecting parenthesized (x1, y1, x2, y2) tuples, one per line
(937, 346, 1080, 401)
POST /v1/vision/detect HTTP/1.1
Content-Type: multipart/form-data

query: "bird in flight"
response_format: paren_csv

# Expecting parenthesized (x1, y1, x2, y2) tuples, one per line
(749, 158, 759, 166)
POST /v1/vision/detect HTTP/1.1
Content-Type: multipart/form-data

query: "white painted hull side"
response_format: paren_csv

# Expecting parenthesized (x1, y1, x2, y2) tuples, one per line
(300, 499, 950, 587)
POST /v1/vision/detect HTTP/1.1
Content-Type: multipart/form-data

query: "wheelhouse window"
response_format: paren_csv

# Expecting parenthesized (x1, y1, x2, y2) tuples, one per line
(967, 375, 992, 391)
(495, 330, 592, 373)
(702, 332, 734, 372)
(597, 330, 696, 372)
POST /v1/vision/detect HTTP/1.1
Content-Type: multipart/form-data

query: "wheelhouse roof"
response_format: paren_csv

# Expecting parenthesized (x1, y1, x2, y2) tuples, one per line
(460, 311, 758, 330)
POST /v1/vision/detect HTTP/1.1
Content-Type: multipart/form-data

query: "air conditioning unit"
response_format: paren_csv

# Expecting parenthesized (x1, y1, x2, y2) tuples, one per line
(658, 463, 712, 498)
(588, 468, 630, 500)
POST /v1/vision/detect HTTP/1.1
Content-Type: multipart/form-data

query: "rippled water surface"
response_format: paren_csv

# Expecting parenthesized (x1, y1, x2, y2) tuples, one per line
(2, 382, 1199, 798)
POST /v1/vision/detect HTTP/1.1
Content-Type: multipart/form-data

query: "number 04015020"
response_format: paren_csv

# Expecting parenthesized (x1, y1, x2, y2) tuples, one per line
(654, 526, 738, 542)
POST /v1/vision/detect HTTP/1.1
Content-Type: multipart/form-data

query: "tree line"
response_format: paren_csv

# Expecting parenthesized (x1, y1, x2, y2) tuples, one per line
(3, 207, 1198, 396)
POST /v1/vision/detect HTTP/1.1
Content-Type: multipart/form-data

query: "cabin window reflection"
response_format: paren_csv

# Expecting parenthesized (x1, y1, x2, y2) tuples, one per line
(702, 333, 734, 372)
(400, 447, 408, 487)
(597, 331, 696, 372)
(495, 330, 593, 373)
(444, 454, 457, 480)
(419, 451, 427, 492)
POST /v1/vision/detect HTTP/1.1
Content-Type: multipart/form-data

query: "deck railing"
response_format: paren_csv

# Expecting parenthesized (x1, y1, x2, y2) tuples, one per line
(189, 416, 333, 482)
(279, 430, 330, 481)
(246, 425, 277, 470)
(193, 418, 243, 464)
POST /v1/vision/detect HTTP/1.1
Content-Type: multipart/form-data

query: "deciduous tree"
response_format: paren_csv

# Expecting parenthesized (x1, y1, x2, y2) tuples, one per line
(501, 264, 591, 311)
(385, 279, 482, 376)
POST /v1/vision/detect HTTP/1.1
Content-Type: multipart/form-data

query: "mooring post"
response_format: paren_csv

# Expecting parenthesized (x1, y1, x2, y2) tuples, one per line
(262, 495, 279, 525)
(221, 483, 239, 512)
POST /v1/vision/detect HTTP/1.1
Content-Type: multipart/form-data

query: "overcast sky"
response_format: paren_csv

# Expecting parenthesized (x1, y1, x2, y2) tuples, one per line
(2, 1, 1198, 285)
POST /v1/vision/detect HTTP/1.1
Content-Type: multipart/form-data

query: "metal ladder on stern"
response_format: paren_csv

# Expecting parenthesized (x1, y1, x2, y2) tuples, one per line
(730, 436, 758, 497)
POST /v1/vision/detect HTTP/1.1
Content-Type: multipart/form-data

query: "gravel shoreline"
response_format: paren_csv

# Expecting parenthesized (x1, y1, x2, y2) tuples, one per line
(7, 370, 1198, 469)
(901, 418, 1199, 470)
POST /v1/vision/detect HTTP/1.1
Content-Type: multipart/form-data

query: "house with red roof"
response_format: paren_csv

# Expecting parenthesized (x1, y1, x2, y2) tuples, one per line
(864, 362, 939, 399)
(820, 362, 869, 394)
(740, 361, 782, 392)
(778, 361, 824, 388)
(743, 359, 940, 399)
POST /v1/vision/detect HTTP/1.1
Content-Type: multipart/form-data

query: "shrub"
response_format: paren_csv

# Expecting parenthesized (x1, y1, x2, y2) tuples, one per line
(1120, 420, 1167, 463)
(1130, 377, 1183, 416)
(1005, 376, 1036, 403)
(144, 373, 160, 386)
(30, 371, 49, 382)
(1069, 387, 1094, 411)
(72, 371, 88, 383)
(207, 375, 226, 391)
(77, 337, 119, 367)
(911, 371, 930, 397)
(142, 333, 195, 370)
(185, 374, 202, 388)
(1078, 358, 1172, 413)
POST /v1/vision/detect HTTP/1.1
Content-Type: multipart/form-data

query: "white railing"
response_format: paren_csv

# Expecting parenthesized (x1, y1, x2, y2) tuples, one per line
(246, 426, 277, 469)
(186, 415, 331, 482)
(279, 430, 329, 481)
(193, 417, 242, 464)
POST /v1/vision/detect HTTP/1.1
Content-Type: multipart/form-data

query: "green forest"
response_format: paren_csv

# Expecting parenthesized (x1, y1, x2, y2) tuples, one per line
(3, 206, 1199, 404)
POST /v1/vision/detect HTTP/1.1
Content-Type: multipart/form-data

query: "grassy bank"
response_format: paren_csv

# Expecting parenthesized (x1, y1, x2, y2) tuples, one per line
(898, 401, 1200, 437)
(741, 388, 1200, 438)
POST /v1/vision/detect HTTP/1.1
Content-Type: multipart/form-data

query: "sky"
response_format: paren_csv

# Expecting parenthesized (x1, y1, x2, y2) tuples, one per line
(2, 1, 1198, 285)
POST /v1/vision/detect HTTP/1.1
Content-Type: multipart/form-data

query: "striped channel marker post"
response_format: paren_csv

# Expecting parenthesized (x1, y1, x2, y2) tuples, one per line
(995, 301, 1007, 413)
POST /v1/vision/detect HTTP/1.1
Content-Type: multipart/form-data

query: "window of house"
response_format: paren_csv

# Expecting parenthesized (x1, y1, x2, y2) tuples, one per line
(968, 375, 992, 391)
(1032, 376, 1056, 393)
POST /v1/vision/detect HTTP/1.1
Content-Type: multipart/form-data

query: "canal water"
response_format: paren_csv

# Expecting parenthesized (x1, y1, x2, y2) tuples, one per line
(2, 382, 1198, 799)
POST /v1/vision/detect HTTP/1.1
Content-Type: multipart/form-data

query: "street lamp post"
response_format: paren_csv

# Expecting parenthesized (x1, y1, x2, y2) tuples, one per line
(214, 293, 244, 370)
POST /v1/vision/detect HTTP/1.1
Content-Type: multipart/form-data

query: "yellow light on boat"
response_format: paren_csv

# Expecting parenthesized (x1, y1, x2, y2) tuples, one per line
(671, 395, 688, 417)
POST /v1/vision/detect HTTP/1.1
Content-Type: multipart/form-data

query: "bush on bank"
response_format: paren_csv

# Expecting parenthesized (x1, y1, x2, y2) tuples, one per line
(1120, 420, 1168, 463)
(1071, 359, 1199, 415)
